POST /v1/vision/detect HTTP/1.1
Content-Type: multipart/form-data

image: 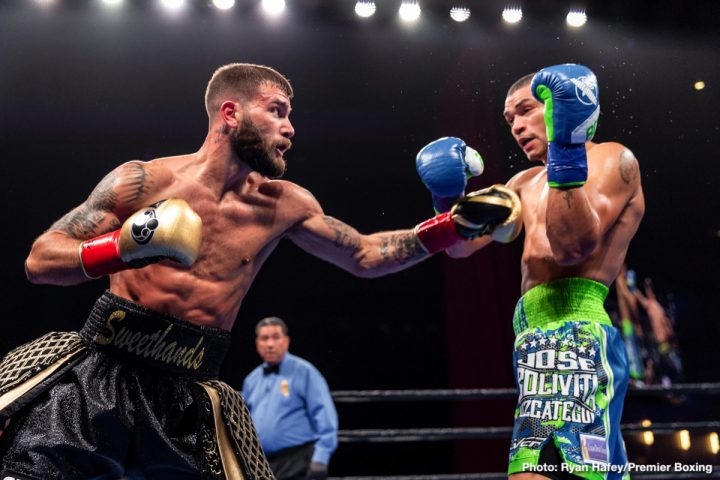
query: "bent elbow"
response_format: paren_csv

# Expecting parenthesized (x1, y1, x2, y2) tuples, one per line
(24, 255, 45, 284)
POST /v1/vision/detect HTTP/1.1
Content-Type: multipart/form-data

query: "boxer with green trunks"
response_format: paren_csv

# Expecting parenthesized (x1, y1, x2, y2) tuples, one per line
(416, 64, 645, 478)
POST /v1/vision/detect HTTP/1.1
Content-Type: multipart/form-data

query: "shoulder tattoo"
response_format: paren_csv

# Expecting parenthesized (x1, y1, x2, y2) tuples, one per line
(619, 150, 638, 185)
(122, 162, 153, 203)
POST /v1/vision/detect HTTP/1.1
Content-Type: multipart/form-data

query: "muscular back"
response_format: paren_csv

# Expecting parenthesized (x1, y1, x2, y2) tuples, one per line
(510, 142, 644, 293)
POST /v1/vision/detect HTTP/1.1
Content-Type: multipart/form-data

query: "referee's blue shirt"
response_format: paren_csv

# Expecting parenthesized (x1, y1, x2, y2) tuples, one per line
(242, 352, 338, 464)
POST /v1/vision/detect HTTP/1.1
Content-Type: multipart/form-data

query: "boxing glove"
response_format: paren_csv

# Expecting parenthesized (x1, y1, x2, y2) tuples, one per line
(414, 185, 522, 254)
(531, 64, 599, 188)
(415, 137, 484, 213)
(79, 199, 203, 278)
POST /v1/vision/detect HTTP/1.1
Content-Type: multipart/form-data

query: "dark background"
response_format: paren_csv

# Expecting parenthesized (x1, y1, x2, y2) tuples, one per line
(2, 0, 719, 475)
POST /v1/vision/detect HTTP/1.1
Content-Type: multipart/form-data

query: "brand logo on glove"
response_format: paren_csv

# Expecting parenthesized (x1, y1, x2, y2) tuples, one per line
(131, 209, 160, 245)
(571, 75, 598, 106)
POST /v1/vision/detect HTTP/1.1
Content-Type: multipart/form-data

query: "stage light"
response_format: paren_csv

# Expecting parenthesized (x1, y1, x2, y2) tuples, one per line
(101, 0, 123, 6)
(502, 6, 522, 24)
(640, 419, 654, 446)
(679, 430, 691, 451)
(710, 432, 719, 454)
(695, 81, 706, 91)
(160, 0, 185, 11)
(450, 7, 471, 22)
(212, 0, 235, 10)
(355, 1, 376, 18)
(399, 1, 421, 22)
(262, 0, 286, 16)
(566, 9, 587, 27)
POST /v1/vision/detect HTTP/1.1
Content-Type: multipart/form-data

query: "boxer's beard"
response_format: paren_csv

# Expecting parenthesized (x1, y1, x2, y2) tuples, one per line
(230, 118, 286, 178)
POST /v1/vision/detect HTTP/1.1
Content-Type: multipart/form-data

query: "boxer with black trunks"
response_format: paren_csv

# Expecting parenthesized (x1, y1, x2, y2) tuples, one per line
(416, 65, 645, 479)
(0, 63, 522, 479)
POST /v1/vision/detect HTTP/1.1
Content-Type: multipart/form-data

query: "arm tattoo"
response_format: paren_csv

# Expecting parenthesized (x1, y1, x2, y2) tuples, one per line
(322, 216, 362, 251)
(50, 205, 121, 239)
(380, 236, 390, 260)
(49, 162, 151, 239)
(562, 190, 573, 209)
(87, 170, 119, 211)
(50, 170, 120, 238)
(378, 232, 427, 264)
(619, 150, 638, 184)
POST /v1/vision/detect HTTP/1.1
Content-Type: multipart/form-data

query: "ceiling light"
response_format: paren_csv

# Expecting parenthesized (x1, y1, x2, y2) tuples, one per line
(160, 0, 185, 11)
(450, 7, 471, 22)
(355, 1, 376, 18)
(262, 0, 286, 16)
(566, 9, 587, 27)
(502, 6, 522, 24)
(399, 1, 421, 22)
(212, 0, 235, 10)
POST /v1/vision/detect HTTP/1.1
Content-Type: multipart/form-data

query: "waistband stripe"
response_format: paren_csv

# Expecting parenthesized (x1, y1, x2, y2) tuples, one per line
(513, 278, 611, 335)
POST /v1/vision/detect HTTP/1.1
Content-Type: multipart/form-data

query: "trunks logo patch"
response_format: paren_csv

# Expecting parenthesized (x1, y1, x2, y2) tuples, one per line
(94, 310, 206, 371)
(580, 434, 608, 465)
(131, 208, 160, 244)
(515, 332, 600, 425)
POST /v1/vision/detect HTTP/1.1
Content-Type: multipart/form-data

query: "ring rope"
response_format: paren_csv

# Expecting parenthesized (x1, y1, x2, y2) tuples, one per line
(338, 422, 720, 443)
(331, 383, 720, 403)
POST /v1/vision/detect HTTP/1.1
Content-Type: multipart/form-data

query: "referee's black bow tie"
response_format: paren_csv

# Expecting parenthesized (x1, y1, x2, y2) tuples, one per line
(263, 364, 280, 375)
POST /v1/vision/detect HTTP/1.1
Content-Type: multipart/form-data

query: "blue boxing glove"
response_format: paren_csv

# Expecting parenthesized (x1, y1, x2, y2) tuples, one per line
(415, 137, 484, 213)
(531, 64, 600, 189)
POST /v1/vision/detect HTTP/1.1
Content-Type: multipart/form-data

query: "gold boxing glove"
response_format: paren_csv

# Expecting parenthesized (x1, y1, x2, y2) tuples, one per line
(462, 185, 522, 243)
(415, 185, 522, 254)
(450, 185, 522, 243)
(80, 199, 202, 278)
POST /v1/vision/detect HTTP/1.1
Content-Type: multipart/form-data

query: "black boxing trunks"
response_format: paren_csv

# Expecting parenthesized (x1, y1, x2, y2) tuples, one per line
(0, 291, 274, 480)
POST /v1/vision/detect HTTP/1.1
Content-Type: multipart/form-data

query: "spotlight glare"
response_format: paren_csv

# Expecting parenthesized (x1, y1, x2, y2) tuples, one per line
(399, 1, 421, 22)
(355, 1, 376, 18)
(710, 432, 719, 454)
(679, 430, 691, 451)
(566, 9, 587, 27)
(262, 0, 286, 16)
(450, 7, 471, 22)
(101, 0, 123, 6)
(502, 6, 522, 24)
(695, 81, 706, 91)
(161, 0, 185, 11)
(212, 0, 235, 10)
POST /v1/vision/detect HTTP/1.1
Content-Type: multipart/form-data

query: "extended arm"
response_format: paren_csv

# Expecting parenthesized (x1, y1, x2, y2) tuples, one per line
(289, 214, 429, 278)
(288, 185, 520, 277)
